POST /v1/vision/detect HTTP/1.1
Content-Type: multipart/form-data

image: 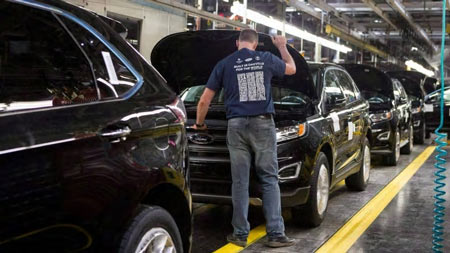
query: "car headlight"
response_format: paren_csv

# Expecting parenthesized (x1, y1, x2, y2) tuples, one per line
(411, 106, 422, 114)
(276, 123, 306, 142)
(370, 111, 392, 123)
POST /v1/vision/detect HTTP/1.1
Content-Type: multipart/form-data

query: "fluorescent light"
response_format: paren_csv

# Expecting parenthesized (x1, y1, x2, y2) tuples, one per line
(222, 0, 229, 2)
(230, 2, 352, 53)
(405, 60, 434, 77)
(314, 7, 322, 12)
(286, 7, 297, 12)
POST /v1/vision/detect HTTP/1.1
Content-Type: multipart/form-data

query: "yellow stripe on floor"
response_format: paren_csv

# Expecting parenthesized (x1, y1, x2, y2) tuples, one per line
(213, 225, 266, 253)
(193, 204, 216, 216)
(316, 146, 435, 253)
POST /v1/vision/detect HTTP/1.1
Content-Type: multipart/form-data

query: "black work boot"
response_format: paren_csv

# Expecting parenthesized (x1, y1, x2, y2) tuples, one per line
(266, 235, 295, 248)
(226, 233, 247, 247)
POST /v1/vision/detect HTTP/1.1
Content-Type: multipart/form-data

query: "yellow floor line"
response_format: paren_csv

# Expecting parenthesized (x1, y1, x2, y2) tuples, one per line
(336, 180, 345, 187)
(193, 204, 216, 216)
(213, 225, 266, 253)
(316, 146, 435, 253)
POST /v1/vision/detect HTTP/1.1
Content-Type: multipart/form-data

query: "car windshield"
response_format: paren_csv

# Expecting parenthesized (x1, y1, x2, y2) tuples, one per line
(426, 87, 450, 103)
(181, 85, 310, 107)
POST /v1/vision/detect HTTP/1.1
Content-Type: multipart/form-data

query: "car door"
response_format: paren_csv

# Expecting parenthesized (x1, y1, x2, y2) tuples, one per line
(335, 69, 364, 164)
(0, 3, 155, 249)
(323, 68, 350, 172)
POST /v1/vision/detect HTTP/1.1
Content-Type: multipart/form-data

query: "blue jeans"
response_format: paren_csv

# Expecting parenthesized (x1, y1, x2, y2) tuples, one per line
(227, 115, 285, 239)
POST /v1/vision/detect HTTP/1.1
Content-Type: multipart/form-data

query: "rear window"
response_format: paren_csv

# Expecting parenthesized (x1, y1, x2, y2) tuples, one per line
(181, 85, 310, 107)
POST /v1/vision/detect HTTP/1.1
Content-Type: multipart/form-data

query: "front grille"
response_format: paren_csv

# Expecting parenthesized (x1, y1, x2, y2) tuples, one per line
(188, 128, 232, 179)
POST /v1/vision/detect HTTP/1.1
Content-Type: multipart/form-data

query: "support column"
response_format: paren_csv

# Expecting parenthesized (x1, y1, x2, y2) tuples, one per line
(282, 2, 286, 36)
(196, 0, 203, 31)
(334, 38, 340, 63)
(243, 0, 247, 24)
(315, 43, 322, 62)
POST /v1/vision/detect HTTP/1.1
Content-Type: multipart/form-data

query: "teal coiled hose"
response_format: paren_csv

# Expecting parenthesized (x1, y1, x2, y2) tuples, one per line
(432, 0, 447, 251)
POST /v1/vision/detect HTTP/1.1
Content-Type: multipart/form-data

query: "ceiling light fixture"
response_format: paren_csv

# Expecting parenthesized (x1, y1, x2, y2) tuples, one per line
(405, 60, 434, 77)
(314, 7, 323, 12)
(230, 2, 352, 53)
(286, 7, 297, 12)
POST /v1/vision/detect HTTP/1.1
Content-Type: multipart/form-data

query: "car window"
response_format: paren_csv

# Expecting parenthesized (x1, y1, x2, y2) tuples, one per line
(324, 69, 345, 104)
(60, 16, 138, 100)
(0, 2, 97, 112)
(335, 70, 357, 102)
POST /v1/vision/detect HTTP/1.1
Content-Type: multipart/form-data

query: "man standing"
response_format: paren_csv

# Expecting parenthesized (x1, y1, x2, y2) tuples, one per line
(192, 29, 296, 248)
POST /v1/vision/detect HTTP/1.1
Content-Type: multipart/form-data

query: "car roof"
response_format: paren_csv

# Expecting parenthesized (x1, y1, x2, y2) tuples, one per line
(307, 62, 344, 71)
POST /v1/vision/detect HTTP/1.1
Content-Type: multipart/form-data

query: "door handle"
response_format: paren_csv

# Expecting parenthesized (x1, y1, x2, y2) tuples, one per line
(100, 126, 132, 138)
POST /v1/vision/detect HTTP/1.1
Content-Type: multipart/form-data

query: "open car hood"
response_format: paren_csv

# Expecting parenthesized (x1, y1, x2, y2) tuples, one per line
(387, 71, 426, 99)
(151, 30, 316, 99)
(341, 64, 393, 95)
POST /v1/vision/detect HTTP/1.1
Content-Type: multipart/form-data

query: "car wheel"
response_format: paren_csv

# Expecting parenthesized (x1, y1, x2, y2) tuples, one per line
(400, 125, 413, 154)
(385, 129, 400, 166)
(414, 122, 425, 144)
(346, 137, 370, 191)
(293, 152, 329, 227)
(426, 127, 431, 139)
(119, 205, 183, 253)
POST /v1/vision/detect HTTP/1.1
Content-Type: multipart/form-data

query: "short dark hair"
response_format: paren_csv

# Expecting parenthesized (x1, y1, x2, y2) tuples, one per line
(239, 29, 258, 43)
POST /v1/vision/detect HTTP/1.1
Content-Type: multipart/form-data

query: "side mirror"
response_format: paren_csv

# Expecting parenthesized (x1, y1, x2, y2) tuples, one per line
(326, 96, 346, 111)
(330, 96, 346, 105)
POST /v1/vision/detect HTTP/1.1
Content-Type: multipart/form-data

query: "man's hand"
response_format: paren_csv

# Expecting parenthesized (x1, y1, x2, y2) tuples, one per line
(271, 35, 287, 49)
(191, 124, 207, 131)
(272, 35, 296, 75)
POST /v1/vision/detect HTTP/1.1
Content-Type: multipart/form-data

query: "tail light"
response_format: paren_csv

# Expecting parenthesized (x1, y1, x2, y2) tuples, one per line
(168, 97, 187, 123)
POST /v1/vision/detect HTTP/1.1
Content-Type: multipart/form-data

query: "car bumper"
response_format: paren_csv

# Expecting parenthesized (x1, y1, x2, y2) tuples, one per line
(192, 186, 310, 208)
(370, 120, 394, 153)
(412, 112, 423, 134)
(190, 138, 310, 207)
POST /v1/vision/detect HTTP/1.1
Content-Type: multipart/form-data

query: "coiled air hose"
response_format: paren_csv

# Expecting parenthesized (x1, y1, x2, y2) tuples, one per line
(432, 0, 447, 251)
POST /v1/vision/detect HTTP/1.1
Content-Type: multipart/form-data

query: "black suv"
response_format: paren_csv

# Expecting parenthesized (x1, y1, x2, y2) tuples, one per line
(342, 64, 413, 166)
(387, 71, 428, 144)
(424, 86, 450, 135)
(152, 30, 371, 226)
(0, 1, 191, 252)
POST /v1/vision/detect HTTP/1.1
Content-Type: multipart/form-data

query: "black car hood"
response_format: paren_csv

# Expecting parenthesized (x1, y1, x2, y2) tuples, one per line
(151, 30, 316, 99)
(341, 64, 393, 95)
(387, 71, 425, 99)
(424, 77, 438, 94)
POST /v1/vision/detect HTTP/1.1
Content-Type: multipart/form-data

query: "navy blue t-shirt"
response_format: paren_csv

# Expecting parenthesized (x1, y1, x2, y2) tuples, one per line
(205, 48, 286, 119)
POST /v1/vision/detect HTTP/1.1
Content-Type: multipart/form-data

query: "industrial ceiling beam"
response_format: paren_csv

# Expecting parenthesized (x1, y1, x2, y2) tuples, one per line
(144, 0, 249, 29)
(289, 0, 379, 42)
(359, 0, 399, 30)
(325, 24, 390, 59)
(385, 0, 438, 53)
(329, 2, 444, 13)
(287, 0, 391, 56)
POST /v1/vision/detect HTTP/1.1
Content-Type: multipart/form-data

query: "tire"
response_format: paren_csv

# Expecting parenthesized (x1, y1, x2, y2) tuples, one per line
(414, 122, 425, 144)
(293, 152, 329, 227)
(426, 129, 431, 139)
(385, 129, 400, 166)
(400, 125, 413, 154)
(119, 205, 183, 253)
(346, 137, 370, 191)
